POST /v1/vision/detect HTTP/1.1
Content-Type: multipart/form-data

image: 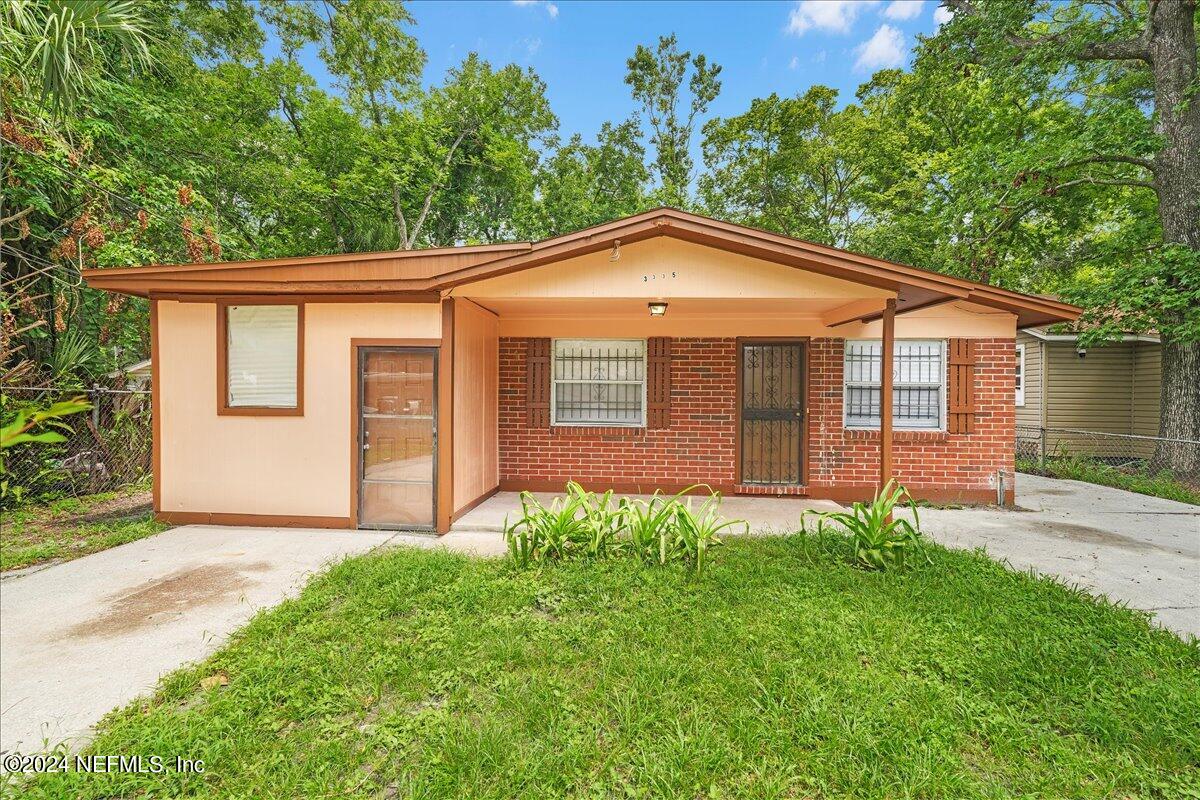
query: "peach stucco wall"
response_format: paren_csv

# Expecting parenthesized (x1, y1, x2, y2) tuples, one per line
(157, 300, 440, 518)
(452, 299, 499, 512)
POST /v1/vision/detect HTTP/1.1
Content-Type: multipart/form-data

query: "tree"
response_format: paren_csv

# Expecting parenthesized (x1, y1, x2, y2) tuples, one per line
(700, 87, 871, 247)
(534, 120, 650, 237)
(1, 0, 153, 117)
(625, 34, 721, 208)
(931, 0, 1200, 475)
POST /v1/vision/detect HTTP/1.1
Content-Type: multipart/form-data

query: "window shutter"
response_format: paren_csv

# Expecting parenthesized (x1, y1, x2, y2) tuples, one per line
(647, 337, 671, 429)
(526, 338, 551, 427)
(947, 338, 976, 434)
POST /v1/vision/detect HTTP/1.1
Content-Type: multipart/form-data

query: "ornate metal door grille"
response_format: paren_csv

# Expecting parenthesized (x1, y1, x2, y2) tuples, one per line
(740, 342, 804, 485)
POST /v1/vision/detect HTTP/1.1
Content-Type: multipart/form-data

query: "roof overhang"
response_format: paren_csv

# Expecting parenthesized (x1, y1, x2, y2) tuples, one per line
(82, 208, 1081, 328)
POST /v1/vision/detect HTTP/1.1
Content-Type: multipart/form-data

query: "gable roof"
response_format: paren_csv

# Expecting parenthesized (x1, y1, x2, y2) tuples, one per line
(82, 208, 1080, 327)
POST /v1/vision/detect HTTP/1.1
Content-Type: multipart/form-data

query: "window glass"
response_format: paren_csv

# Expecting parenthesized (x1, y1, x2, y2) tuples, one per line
(844, 340, 944, 429)
(1015, 343, 1025, 406)
(226, 305, 299, 408)
(552, 339, 646, 426)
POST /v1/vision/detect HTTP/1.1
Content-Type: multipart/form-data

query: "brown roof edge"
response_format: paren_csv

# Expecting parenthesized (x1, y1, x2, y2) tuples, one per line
(80, 206, 1081, 326)
(80, 241, 532, 278)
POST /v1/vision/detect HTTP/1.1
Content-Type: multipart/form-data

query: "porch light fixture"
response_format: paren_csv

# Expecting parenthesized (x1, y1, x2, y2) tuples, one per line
(609, 239, 621, 262)
(648, 301, 668, 317)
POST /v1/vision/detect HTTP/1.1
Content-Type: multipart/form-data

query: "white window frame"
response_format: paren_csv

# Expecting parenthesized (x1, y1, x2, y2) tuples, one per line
(843, 339, 946, 431)
(1015, 343, 1026, 406)
(550, 338, 647, 427)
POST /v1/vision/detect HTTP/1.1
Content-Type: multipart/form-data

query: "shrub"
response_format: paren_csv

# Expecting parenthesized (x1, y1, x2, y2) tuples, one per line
(801, 480, 927, 571)
(505, 483, 745, 576)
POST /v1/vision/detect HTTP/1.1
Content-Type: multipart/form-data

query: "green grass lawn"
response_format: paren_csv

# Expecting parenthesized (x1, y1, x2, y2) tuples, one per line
(0, 487, 166, 571)
(16, 535, 1200, 799)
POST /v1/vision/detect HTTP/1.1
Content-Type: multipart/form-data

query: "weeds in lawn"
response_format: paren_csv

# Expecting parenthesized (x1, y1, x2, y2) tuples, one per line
(504, 483, 745, 576)
(801, 480, 927, 571)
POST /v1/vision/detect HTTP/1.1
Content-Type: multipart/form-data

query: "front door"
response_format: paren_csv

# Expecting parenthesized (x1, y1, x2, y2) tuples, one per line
(739, 341, 805, 485)
(358, 347, 437, 529)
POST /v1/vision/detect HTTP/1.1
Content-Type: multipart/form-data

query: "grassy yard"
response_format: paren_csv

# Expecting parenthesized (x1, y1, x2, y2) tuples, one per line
(0, 487, 166, 571)
(1018, 457, 1200, 505)
(15, 535, 1199, 799)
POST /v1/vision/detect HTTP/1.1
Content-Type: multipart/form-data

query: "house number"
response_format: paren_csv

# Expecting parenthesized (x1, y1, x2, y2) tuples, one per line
(642, 271, 677, 281)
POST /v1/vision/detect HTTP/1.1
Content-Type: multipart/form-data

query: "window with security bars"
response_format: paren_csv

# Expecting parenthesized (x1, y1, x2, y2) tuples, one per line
(552, 339, 646, 426)
(844, 340, 944, 429)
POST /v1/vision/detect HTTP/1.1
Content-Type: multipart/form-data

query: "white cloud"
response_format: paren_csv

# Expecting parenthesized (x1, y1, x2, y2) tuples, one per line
(854, 24, 906, 71)
(789, 55, 800, 70)
(933, 4, 954, 26)
(524, 37, 542, 56)
(882, 0, 924, 20)
(785, 1, 878, 36)
(512, 0, 557, 18)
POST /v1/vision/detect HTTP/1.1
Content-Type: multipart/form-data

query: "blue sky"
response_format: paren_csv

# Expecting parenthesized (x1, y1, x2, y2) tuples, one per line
(290, 1, 953, 143)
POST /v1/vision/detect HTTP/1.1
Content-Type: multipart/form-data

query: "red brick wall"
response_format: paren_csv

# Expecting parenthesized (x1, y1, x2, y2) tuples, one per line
(808, 337, 1016, 502)
(499, 337, 738, 489)
(498, 336, 1016, 502)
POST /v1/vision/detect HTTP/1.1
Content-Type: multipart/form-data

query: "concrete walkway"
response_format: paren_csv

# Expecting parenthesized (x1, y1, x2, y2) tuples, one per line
(0, 526, 395, 755)
(910, 474, 1200, 639)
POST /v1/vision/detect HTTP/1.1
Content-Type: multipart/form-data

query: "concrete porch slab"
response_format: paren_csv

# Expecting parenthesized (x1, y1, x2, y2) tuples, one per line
(451, 491, 842, 534)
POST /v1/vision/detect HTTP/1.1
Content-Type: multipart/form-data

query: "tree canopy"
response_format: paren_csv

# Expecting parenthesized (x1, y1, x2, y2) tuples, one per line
(2, 1, 1196, 469)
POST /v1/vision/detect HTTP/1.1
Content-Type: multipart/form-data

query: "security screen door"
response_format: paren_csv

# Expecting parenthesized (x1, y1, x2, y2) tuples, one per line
(739, 341, 805, 485)
(358, 347, 436, 529)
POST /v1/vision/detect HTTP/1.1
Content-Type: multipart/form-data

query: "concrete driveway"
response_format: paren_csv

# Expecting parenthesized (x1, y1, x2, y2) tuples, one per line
(0, 526, 395, 755)
(910, 473, 1200, 639)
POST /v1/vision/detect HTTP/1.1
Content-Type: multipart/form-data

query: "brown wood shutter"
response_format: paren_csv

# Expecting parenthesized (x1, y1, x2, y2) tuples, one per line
(526, 338, 551, 427)
(947, 338, 976, 434)
(646, 337, 672, 429)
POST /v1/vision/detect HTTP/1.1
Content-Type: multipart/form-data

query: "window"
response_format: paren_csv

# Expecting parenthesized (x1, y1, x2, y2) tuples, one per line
(1015, 343, 1025, 406)
(551, 339, 645, 426)
(221, 303, 302, 413)
(844, 340, 944, 429)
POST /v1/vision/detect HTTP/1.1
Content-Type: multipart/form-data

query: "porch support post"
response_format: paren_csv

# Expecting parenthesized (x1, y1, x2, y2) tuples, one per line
(437, 296, 455, 533)
(879, 297, 896, 493)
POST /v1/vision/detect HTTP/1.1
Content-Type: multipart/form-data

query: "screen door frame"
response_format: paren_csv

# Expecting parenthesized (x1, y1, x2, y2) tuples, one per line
(355, 344, 438, 531)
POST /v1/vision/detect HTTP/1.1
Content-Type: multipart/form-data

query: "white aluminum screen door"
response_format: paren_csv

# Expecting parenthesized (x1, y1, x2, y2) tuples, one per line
(226, 304, 298, 407)
(358, 347, 437, 530)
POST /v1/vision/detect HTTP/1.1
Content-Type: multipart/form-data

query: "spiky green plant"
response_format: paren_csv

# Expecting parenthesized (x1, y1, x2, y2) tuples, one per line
(672, 491, 744, 577)
(801, 480, 927, 571)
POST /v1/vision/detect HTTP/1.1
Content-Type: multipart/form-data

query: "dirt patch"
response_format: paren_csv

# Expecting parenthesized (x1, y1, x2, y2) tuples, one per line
(61, 561, 271, 639)
(1043, 521, 1181, 555)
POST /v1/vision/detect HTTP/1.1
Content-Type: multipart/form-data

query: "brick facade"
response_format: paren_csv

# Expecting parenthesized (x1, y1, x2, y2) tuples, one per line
(499, 337, 739, 490)
(498, 336, 1016, 503)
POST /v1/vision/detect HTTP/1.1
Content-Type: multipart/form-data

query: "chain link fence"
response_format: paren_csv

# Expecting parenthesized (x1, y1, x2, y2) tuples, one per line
(1016, 424, 1200, 475)
(2, 385, 152, 508)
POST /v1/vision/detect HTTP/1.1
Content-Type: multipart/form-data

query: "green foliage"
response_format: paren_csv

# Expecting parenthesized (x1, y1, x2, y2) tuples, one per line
(16, 539, 1200, 797)
(1019, 454, 1200, 506)
(625, 34, 721, 208)
(0, 394, 89, 449)
(2, 0, 154, 116)
(504, 482, 744, 576)
(801, 480, 928, 571)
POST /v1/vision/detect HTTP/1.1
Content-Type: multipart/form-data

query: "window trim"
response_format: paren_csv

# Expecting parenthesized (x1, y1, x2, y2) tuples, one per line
(843, 338, 946, 431)
(550, 337, 647, 428)
(216, 299, 305, 416)
(1015, 343, 1026, 406)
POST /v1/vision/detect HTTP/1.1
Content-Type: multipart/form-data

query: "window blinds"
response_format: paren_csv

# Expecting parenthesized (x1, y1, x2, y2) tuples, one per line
(226, 305, 298, 408)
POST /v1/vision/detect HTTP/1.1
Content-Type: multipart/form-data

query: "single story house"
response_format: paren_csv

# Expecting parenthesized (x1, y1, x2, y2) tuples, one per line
(84, 209, 1080, 533)
(1016, 327, 1161, 459)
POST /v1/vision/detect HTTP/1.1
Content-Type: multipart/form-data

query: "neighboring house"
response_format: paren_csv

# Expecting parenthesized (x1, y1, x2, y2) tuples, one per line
(1016, 328, 1162, 458)
(84, 209, 1079, 533)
